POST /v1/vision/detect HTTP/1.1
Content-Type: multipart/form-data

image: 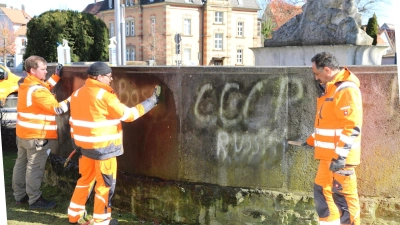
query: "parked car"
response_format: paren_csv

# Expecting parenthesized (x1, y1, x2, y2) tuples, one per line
(0, 64, 20, 108)
(0, 62, 10, 70)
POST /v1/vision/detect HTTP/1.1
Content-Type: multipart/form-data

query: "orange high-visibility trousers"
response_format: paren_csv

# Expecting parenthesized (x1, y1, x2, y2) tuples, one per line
(314, 160, 360, 225)
(68, 156, 117, 225)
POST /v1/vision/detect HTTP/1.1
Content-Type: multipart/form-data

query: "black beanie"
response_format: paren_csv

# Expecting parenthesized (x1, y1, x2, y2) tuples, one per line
(87, 62, 112, 76)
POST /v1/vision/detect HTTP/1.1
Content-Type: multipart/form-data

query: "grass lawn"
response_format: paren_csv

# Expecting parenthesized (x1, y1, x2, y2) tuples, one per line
(3, 148, 154, 225)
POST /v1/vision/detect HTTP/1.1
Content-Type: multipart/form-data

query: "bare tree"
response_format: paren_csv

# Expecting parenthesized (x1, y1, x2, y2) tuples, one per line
(0, 22, 16, 66)
(259, 0, 389, 22)
(262, 0, 303, 40)
(267, 0, 303, 28)
(258, 0, 305, 19)
(285, 0, 306, 4)
(356, 0, 389, 17)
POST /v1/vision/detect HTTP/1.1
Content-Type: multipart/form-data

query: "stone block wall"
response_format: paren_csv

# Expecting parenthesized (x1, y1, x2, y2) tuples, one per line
(47, 65, 400, 224)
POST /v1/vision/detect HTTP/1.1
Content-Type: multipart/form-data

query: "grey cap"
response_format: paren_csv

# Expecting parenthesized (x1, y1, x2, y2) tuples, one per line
(87, 62, 112, 76)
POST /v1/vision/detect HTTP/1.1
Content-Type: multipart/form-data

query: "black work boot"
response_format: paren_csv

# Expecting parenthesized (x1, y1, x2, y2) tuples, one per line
(16, 194, 29, 205)
(29, 195, 56, 210)
(109, 218, 118, 225)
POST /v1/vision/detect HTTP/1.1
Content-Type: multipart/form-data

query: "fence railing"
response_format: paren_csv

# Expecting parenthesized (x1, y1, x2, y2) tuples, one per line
(0, 107, 17, 123)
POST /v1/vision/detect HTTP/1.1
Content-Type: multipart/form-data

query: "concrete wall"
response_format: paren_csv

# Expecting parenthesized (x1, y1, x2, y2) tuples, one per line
(48, 65, 400, 224)
(251, 45, 388, 66)
(382, 55, 396, 65)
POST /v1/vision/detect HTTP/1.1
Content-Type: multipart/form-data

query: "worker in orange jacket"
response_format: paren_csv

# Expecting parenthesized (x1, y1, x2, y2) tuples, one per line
(305, 52, 363, 225)
(12, 55, 70, 210)
(67, 62, 161, 225)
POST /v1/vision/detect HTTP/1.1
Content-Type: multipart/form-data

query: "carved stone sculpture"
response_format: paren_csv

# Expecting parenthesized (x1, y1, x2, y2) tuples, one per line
(264, 0, 373, 47)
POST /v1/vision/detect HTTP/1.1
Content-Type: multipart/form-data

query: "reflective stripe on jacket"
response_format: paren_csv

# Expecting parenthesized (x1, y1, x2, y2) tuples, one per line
(69, 78, 147, 160)
(16, 74, 69, 139)
(306, 68, 363, 165)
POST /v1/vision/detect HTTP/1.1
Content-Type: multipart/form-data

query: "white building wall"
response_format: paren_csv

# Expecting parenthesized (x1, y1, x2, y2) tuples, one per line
(168, 6, 201, 66)
(230, 10, 257, 66)
(13, 36, 25, 71)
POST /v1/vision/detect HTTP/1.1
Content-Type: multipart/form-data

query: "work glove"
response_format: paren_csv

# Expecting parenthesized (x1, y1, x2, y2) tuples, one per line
(300, 142, 309, 147)
(300, 142, 314, 149)
(329, 156, 346, 172)
(287, 140, 309, 147)
(140, 85, 162, 114)
(55, 63, 63, 77)
(150, 85, 161, 105)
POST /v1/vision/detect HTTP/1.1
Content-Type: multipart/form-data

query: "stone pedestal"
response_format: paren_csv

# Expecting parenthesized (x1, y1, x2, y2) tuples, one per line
(251, 45, 388, 66)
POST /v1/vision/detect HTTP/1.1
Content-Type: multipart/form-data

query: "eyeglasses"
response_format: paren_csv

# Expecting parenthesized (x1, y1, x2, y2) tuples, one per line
(103, 74, 113, 80)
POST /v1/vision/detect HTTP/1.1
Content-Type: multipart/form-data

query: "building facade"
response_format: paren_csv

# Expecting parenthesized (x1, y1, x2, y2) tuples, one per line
(84, 0, 261, 66)
(0, 4, 31, 71)
(379, 23, 396, 65)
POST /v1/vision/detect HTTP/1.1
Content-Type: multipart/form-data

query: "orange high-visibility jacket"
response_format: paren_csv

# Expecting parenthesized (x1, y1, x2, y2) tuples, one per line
(69, 78, 148, 160)
(306, 68, 363, 165)
(16, 74, 69, 139)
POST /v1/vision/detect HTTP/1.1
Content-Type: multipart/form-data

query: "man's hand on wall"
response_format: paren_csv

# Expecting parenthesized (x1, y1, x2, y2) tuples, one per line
(287, 141, 312, 148)
(55, 64, 63, 77)
(152, 85, 161, 105)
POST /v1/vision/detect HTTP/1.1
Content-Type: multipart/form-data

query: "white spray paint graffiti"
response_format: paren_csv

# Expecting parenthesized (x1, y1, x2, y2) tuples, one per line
(193, 83, 217, 126)
(216, 128, 281, 164)
(193, 77, 305, 164)
(111, 78, 168, 122)
(113, 78, 144, 106)
(219, 82, 242, 127)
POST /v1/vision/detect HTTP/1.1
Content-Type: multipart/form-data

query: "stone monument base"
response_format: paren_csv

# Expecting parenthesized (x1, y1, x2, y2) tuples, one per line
(251, 45, 388, 66)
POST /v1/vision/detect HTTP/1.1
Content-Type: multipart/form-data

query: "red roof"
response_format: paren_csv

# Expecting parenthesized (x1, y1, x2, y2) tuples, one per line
(0, 7, 31, 25)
